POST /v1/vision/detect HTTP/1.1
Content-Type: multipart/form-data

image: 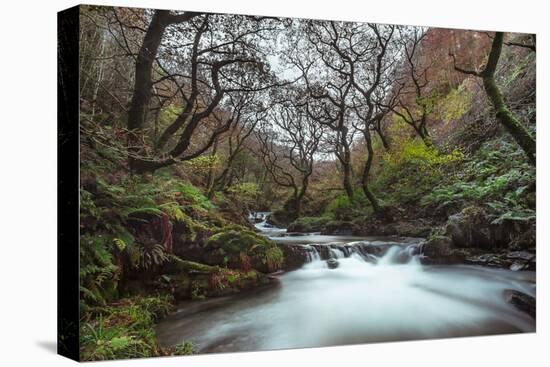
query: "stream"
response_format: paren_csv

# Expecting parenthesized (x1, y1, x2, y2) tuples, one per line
(156, 213, 536, 353)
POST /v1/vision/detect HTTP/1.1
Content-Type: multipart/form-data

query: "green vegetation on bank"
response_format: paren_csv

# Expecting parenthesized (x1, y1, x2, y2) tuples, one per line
(80, 295, 193, 360)
(79, 126, 284, 360)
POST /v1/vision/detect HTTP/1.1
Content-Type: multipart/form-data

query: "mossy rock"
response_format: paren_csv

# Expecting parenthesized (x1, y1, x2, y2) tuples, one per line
(287, 216, 332, 233)
(162, 257, 276, 300)
(322, 220, 358, 235)
(164, 257, 218, 275)
(393, 221, 432, 238)
(207, 268, 274, 297)
(421, 235, 468, 264)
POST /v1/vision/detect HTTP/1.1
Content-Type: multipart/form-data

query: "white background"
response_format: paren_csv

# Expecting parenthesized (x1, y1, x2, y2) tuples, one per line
(0, 0, 548, 365)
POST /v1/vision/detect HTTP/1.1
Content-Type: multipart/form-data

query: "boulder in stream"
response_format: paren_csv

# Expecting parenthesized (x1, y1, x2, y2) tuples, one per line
(504, 289, 536, 320)
(421, 235, 469, 264)
(326, 258, 339, 269)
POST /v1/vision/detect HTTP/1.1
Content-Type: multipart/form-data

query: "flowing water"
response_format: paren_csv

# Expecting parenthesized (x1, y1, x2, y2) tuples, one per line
(156, 215, 535, 354)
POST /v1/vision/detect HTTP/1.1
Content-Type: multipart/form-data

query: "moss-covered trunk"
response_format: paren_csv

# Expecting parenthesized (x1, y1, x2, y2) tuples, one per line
(342, 162, 354, 199)
(482, 75, 536, 165)
(455, 32, 536, 166)
(362, 129, 381, 212)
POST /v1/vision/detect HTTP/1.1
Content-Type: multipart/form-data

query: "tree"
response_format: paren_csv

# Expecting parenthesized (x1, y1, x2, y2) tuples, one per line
(452, 32, 536, 165)
(292, 20, 399, 209)
(206, 93, 267, 198)
(287, 20, 361, 199)
(125, 12, 280, 173)
(256, 102, 323, 217)
(127, 10, 199, 168)
(347, 24, 397, 211)
(389, 27, 435, 146)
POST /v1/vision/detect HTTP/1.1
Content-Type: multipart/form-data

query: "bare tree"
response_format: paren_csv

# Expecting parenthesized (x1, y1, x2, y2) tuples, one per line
(285, 20, 361, 199)
(256, 102, 323, 217)
(389, 27, 434, 146)
(346, 24, 397, 211)
(291, 20, 399, 209)
(206, 93, 268, 197)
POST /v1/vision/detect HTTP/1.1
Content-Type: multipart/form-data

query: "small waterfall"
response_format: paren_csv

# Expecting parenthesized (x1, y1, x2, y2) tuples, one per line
(305, 245, 321, 262)
(329, 247, 346, 259)
(295, 240, 424, 268)
(250, 211, 287, 236)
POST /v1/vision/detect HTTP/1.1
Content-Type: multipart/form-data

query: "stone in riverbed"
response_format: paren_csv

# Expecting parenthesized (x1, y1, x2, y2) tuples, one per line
(506, 251, 535, 261)
(326, 258, 339, 269)
(504, 290, 536, 320)
(510, 261, 527, 271)
(280, 245, 311, 271)
(445, 207, 492, 249)
(421, 236, 468, 264)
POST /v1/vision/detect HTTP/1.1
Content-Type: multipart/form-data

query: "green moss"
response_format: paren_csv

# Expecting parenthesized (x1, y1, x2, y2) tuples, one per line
(208, 267, 267, 293)
(206, 229, 269, 252)
(167, 256, 218, 274)
(437, 83, 473, 123)
(176, 182, 214, 210)
(125, 206, 164, 218)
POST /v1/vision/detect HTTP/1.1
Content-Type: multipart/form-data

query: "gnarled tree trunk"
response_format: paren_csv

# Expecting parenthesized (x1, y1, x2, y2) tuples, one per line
(361, 129, 381, 212)
(454, 32, 535, 166)
(481, 34, 535, 165)
(127, 10, 173, 171)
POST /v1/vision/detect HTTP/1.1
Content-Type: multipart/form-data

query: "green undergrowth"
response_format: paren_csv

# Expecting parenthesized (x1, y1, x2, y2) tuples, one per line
(79, 133, 284, 360)
(205, 227, 283, 272)
(371, 138, 464, 209)
(291, 134, 534, 236)
(421, 139, 535, 224)
(80, 295, 194, 361)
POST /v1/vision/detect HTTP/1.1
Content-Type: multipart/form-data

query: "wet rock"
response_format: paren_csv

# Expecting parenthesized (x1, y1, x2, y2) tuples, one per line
(268, 209, 297, 228)
(321, 220, 358, 235)
(326, 259, 339, 269)
(445, 207, 492, 249)
(393, 221, 432, 238)
(463, 251, 536, 270)
(280, 245, 311, 271)
(444, 206, 535, 251)
(445, 214, 468, 247)
(504, 290, 536, 319)
(466, 253, 506, 267)
(287, 216, 331, 233)
(421, 236, 467, 264)
(506, 251, 535, 261)
(510, 261, 527, 271)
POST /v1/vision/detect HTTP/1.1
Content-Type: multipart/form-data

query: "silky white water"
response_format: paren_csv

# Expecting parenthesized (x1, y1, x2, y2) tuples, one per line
(156, 241, 535, 353)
